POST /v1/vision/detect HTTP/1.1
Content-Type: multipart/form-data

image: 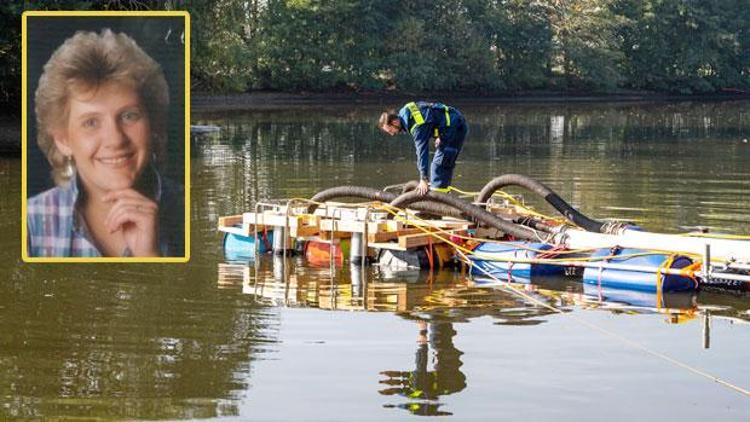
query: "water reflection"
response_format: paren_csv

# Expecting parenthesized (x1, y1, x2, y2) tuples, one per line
(2, 99, 750, 419)
(196, 101, 750, 234)
(219, 249, 744, 418)
(216, 254, 714, 417)
(0, 268, 278, 419)
(220, 258, 562, 317)
(380, 320, 465, 416)
(216, 252, 750, 326)
(0, 154, 278, 419)
(218, 259, 562, 416)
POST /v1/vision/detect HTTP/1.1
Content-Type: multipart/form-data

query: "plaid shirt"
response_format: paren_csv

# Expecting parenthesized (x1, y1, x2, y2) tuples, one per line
(27, 167, 183, 257)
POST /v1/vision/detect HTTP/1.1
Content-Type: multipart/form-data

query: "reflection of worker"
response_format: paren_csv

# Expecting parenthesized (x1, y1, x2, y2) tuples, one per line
(27, 29, 183, 257)
(379, 320, 466, 416)
(379, 102, 468, 195)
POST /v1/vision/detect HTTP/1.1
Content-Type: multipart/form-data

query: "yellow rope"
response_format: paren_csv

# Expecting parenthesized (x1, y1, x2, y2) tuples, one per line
(654, 254, 676, 310)
(290, 192, 711, 263)
(284, 195, 750, 397)
(274, 198, 705, 265)
(681, 232, 750, 240)
(453, 185, 750, 240)
(286, 197, 324, 206)
(431, 185, 569, 224)
(458, 248, 750, 398)
(375, 203, 475, 256)
(483, 189, 568, 224)
(419, 183, 750, 244)
(290, 192, 750, 396)
(373, 202, 684, 265)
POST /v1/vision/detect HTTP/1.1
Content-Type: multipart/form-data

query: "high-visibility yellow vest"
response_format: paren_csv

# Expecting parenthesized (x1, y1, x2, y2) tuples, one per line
(406, 102, 451, 138)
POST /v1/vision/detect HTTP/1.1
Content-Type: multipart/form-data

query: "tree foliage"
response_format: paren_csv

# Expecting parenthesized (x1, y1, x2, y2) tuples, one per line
(551, 0, 628, 91)
(1, 0, 749, 103)
(617, 0, 750, 93)
(189, 0, 260, 92)
(201, 0, 750, 94)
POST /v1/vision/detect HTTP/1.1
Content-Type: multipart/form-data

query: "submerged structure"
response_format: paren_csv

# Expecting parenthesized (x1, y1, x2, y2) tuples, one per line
(218, 174, 750, 294)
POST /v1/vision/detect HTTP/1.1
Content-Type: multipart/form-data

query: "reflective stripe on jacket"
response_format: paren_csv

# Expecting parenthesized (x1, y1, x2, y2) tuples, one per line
(398, 101, 460, 180)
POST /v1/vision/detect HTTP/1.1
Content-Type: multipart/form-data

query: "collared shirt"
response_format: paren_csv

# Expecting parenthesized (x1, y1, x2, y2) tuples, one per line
(27, 166, 184, 257)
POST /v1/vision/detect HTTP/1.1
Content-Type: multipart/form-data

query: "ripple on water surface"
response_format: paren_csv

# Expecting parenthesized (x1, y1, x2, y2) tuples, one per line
(2, 101, 750, 420)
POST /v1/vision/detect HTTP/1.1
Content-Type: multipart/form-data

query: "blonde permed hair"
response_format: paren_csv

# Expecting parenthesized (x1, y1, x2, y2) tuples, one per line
(34, 28, 169, 185)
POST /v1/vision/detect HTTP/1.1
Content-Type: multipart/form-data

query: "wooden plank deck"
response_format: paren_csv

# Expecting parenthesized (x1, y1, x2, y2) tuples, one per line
(218, 201, 521, 252)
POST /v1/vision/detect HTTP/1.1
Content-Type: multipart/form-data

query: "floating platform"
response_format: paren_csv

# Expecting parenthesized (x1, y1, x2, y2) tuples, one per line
(218, 194, 750, 294)
(469, 241, 566, 279)
(217, 202, 476, 262)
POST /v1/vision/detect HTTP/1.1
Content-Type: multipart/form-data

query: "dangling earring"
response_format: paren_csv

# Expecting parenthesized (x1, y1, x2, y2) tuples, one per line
(149, 131, 158, 166)
(61, 155, 75, 179)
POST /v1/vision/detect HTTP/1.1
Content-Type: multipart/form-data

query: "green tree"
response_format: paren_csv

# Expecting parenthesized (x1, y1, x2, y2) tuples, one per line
(489, 0, 553, 90)
(618, 0, 750, 93)
(255, 0, 390, 91)
(550, 0, 628, 91)
(189, 0, 260, 92)
(0, 2, 25, 110)
(380, 0, 503, 92)
(2, 0, 749, 101)
(0, 1, 103, 111)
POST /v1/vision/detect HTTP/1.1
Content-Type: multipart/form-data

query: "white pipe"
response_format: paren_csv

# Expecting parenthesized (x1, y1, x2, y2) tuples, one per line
(726, 262, 750, 271)
(471, 258, 750, 283)
(556, 229, 750, 262)
(474, 256, 690, 277)
(707, 271, 750, 283)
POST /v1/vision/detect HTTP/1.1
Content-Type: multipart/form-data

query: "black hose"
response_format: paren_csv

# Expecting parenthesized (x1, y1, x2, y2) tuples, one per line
(310, 186, 395, 210)
(476, 174, 604, 233)
(390, 191, 538, 241)
(400, 180, 419, 194)
(381, 180, 419, 194)
(513, 216, 555, 233)
(307, 186, 462, 218)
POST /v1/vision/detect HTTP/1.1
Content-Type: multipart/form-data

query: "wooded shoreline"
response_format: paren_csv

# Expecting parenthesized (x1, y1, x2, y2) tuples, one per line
(190, 90, 750, 113)
(2, 91, 747, 153)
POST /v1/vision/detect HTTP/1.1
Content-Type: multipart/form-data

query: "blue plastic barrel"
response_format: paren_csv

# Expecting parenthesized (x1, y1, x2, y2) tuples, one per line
(223, 232, 273, 261)
(470, 241, 566, 280)
(582, 248, 697, 292)
(583, 283, 696, 309)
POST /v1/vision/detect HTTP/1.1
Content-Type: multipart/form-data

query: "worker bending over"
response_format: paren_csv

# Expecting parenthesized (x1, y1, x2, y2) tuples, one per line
(379, 101, 468, 195)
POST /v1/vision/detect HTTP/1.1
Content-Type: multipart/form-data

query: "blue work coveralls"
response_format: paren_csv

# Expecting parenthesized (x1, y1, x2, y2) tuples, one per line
(398, 101, 467, 188)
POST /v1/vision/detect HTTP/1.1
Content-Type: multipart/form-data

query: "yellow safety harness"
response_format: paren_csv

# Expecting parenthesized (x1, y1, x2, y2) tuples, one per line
(406, 102, 451, 138)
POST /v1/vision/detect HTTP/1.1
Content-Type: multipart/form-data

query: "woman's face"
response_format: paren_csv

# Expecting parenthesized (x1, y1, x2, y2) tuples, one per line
(54, 81, 151, 196)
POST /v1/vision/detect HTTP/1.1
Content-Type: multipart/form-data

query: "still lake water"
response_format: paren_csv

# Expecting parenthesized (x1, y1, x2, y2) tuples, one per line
(2, 100, 750, 420)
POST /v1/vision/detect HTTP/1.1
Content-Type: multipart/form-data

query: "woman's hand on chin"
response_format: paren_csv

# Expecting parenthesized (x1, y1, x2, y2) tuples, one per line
(103, 189, 160, 257)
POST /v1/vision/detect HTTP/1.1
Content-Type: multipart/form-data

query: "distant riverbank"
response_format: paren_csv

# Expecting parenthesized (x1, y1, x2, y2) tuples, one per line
(192, 90, 750, 113)
(2, 91, 748, 153)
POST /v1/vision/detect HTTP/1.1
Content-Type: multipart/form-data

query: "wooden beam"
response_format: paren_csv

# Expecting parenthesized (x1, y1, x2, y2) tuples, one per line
(397, 230, 466, 249)
(218, 225, 251, 236)
(317, 231, 353, 241)
(243, 212, 318, 228)
(318, 219, 391, 234)
(290, 224, 320, 237)
(367, 242, 407, 251)
(368, 227, 439, 243)
(218, 214, 243, 229)
(218, 214, 261, 237)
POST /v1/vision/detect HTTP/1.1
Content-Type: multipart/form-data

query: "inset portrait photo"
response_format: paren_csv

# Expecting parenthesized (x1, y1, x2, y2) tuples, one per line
(22, 11, 190, 262)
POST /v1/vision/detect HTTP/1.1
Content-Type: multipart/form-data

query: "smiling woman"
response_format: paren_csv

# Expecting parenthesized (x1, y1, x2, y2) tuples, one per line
(26, 27, 184, 258)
